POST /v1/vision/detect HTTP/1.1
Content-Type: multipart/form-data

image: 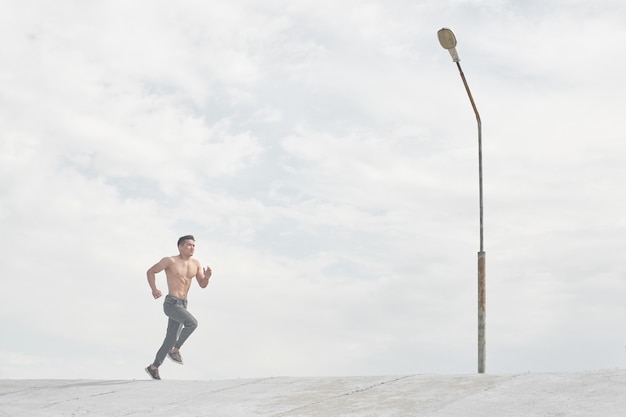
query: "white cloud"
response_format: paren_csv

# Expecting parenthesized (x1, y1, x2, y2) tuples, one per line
(1, 0, 625, 380)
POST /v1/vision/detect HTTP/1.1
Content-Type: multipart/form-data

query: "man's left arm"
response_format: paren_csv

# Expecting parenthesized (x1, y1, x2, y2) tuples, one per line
(197, 260, 212, 288)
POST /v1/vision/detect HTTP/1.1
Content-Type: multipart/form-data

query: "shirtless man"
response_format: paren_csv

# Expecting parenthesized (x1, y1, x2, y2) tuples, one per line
(145, 235, 212, 380)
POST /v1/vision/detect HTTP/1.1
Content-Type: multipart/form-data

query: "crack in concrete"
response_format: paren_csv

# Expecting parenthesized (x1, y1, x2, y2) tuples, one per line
(271, 375, 413, 416)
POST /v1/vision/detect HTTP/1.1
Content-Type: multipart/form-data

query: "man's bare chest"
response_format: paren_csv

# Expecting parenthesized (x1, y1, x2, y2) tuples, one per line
(169, 259, 198, 279)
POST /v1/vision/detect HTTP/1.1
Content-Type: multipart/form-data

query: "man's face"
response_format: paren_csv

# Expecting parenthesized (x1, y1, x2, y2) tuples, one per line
(179, 240, 195, 256)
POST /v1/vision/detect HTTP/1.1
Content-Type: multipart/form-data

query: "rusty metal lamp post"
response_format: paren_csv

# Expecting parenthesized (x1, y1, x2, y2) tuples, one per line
(437, 27, 487, 374)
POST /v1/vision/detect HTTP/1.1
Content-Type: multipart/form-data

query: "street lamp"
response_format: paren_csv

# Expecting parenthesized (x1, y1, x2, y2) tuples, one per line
(437, 27, 487, 374)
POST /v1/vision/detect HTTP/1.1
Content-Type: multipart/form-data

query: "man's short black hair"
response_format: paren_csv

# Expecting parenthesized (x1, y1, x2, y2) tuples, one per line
(177, 235, 195, 247)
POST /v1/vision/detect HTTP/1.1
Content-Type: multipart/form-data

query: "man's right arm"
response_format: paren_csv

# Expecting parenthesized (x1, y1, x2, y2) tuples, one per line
(147, 257, 172, 299)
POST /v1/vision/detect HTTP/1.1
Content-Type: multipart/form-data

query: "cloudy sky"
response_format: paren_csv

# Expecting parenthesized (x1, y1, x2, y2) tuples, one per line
(1, 0, 625, 380)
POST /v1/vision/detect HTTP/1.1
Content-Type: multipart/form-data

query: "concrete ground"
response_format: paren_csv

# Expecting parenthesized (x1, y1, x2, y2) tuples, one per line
(1, 369, 624, 416)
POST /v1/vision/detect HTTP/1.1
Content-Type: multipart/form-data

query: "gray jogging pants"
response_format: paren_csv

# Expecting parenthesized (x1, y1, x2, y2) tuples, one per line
(153, 295, 198, 367)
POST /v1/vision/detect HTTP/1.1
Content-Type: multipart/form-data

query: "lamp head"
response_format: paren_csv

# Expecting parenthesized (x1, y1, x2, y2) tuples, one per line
(437, 28, 460, 62)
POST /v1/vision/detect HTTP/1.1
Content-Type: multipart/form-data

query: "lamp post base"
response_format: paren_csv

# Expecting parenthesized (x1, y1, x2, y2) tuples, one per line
(478, 251, 486, 373)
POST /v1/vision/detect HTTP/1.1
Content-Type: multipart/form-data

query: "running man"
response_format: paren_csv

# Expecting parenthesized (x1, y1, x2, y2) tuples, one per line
(145, 235, 212, 380)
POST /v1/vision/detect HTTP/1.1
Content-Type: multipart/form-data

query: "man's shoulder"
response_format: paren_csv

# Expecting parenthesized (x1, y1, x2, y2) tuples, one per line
(188, 257, 202, 270)
(160, 255, 178, 265)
